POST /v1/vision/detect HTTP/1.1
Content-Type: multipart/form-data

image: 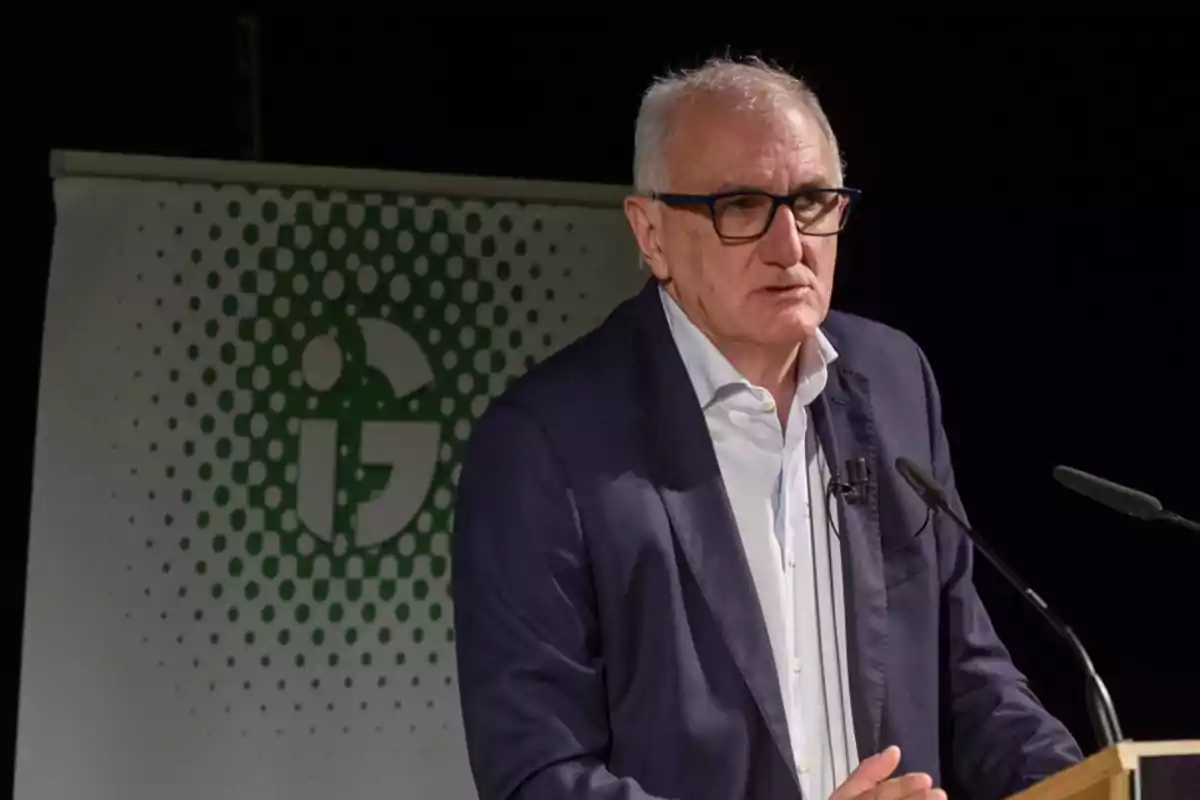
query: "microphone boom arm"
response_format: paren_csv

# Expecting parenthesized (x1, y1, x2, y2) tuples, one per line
(895, 457, 1124, 749)
(1159, 510, 1200, 534)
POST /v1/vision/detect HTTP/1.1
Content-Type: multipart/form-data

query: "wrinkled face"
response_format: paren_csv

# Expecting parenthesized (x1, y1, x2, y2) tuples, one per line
(625, 95, 844, 355)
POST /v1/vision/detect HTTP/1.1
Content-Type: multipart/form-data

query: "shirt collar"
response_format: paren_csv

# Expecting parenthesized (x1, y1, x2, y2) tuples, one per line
(658, 283, 838, 411)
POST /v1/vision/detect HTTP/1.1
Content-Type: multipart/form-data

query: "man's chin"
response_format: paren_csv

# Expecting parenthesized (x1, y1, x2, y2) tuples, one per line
(773, 302, 826, 338)
(754, 318, 822, 350)
(735, 296, 827, 346)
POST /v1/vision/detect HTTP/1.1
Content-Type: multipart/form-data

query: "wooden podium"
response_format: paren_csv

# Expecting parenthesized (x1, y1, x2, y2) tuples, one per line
(1006, 740, 1199, 800)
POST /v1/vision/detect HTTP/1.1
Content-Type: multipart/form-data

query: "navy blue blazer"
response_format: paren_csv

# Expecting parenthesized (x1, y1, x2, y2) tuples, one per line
(452, 279, 1082, 800)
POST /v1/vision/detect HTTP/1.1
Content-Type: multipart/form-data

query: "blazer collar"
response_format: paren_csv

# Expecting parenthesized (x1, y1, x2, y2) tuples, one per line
(810, 352, 889, 760)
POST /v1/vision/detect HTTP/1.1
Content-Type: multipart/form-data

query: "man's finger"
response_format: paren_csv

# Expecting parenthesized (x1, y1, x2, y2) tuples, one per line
(903, 791, 945, 800)
(832, 745, 902, 798)
(880, 791, 945, 800)
(873, 772, 934, 800)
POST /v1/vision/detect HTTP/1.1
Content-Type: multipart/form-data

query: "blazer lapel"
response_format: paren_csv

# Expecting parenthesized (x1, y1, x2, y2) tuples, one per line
(633, 282, 799, 790)
(811, 360, 888, 761)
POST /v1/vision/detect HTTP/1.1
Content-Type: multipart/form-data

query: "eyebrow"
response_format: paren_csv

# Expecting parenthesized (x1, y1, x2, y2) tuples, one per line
(712, 178, 834, 194)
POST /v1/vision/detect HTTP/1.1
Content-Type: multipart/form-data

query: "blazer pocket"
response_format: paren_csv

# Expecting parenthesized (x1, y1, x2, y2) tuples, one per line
(881, 533, 932, 589)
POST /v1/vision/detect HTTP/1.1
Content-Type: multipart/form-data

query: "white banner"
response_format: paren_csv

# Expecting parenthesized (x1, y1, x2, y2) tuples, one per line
(17, 152, 642, 799)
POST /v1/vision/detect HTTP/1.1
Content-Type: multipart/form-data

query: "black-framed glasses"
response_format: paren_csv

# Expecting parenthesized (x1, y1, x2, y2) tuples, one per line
(652, 187, 861, 241)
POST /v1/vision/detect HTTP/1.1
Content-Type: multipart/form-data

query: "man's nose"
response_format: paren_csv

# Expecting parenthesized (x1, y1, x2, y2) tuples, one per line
(757, 203, 804, 266)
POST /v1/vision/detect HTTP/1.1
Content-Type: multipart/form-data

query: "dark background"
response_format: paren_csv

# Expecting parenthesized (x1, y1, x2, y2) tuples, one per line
(10, 12, 1199, 786)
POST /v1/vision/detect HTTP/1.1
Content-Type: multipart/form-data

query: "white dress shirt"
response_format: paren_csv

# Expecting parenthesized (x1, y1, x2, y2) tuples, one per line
(660, 286, 859, 800)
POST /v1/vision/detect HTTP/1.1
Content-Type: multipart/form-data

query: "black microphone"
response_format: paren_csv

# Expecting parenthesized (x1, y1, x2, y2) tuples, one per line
(1053, 465, 1200, 534)
(831, 457, 870, 506)
(894, 455, 1124, 749)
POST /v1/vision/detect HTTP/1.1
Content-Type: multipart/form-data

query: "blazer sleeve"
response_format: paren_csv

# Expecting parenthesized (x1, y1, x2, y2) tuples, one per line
(451, 398, 675, 800)
(916, 345, 1085, 799)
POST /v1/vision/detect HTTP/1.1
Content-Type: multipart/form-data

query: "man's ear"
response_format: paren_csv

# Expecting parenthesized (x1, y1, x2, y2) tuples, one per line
(622, 195, 670, 281)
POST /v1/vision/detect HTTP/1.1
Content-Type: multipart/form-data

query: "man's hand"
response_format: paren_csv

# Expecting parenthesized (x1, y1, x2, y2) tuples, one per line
(830, 746, 946, 800)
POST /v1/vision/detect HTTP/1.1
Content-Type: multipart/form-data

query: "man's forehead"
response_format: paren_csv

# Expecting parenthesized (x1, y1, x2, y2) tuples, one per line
(667, 98, 833, 188)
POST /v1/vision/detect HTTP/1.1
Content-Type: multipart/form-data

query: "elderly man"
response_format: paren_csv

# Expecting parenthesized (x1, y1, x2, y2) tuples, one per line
(452, 56, 1082, 800)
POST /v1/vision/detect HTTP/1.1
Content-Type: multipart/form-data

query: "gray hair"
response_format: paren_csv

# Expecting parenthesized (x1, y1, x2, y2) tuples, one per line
(632, 55, 845, 193)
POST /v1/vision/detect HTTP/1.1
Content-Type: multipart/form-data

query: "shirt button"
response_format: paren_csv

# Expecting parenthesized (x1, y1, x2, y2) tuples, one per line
(762, 396, 776, 412)
(791, 657, 802, 674)
(797, 759, 810, 774)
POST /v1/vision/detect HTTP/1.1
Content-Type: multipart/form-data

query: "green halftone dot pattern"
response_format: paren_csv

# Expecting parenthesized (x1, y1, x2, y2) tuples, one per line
(231, 198, 467, 575)
(118, 182, 636, 736)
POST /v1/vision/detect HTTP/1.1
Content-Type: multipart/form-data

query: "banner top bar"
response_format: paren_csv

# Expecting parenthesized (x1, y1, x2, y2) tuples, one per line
(50, 149, 632, 209)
